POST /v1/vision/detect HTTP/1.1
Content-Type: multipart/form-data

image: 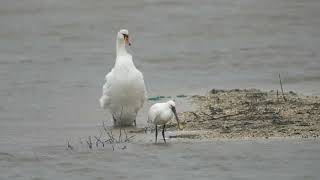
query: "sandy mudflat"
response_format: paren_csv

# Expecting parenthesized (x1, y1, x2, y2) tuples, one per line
(67, 89, 320, 145)
(166, 89, 320, 140)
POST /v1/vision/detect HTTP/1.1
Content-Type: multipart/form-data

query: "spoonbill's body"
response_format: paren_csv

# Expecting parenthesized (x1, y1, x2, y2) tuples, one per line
(100, 29, 147, 126)
(148, 100, 181, 143)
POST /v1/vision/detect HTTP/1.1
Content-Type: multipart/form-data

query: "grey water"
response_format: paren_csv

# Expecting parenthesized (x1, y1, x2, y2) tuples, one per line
(0, 0, 320, 179)
(1, 139, 320, 180)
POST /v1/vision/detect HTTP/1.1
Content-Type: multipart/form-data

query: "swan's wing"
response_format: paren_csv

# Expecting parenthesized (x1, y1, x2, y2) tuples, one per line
(137, 70, 147, 109)
(99, 69, 114, 109)
(129, 57, 147, 110)
(138, 70, 148, 99)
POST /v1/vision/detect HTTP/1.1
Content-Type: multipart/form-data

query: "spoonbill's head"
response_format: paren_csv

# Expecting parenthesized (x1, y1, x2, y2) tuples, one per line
(117, 29, 131, 46)
(167, 100, 182, 130)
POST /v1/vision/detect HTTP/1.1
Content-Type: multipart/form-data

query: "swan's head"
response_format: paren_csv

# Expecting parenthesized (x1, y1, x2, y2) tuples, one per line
(167, 100, 182, 130)
(117, 29, 131, 46)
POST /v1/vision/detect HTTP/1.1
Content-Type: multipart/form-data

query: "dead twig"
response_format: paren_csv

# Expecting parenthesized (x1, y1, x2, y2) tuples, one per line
(94, 136, 105, 147)
(67, 141, 74, 150)
(102, 121, 108, 132)
(201, 112, 212, 118)
(69, 106, 135, 151)
(125, 135, 135, 142)
(119, 145, 127, 150)
(191, 112, 200, 118)
(123, 129, 133, 142)
(86, 136, 93, 149)
(118, 126, 122, 143)
(278, 73, 287, 101)
(211, 113, 242, 120)
(106, 130, 115, 143)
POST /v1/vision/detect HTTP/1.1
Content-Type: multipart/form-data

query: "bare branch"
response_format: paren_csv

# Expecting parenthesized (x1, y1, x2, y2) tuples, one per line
(126, 135, 135, 142)
(124, 129, 128, 141)
(68, 114, 135, 151)
(67, 141, 74, 150)
(118, 126, 122, 143)
(119, 145, 127, 150)
(278, 73, 287, 101)
(94, 136, 105, 147)
(102, 121, 108, 132)
(86, 136, 93, 149)
(211, 113, 241, 120)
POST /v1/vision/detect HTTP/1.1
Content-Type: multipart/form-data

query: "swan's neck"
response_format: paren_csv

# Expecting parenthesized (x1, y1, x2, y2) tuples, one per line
(116, 39, 127, 56)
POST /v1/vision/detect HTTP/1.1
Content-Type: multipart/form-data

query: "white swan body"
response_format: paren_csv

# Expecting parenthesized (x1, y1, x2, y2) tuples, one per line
(100, 29, 147, 126)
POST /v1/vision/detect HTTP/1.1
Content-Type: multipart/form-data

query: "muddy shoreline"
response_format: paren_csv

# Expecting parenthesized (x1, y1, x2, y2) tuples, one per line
(167, 89, 320, 140)
(67, 89, 320, 149)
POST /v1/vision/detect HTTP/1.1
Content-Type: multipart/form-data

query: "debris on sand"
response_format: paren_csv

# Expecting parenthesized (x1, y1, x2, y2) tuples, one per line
(175, 89, 320, 139)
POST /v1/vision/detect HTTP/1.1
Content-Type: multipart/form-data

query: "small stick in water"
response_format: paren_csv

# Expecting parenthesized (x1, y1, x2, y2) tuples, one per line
(67, 141, 74, 150)
(86, 136, 93, 149)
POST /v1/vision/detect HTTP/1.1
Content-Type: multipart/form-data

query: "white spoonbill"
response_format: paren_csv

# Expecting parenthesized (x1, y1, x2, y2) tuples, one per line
(148, 100, 181, 143)
(100, 29, 147, 126)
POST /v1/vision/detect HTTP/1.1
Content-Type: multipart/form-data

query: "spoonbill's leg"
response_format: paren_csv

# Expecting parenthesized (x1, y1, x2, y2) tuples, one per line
(155, 125, 158, 143)
(162, 124, 166, 143)
(133, 119, 136, 127)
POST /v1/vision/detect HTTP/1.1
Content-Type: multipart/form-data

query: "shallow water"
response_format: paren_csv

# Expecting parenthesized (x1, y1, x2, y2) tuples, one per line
(1, 139, 320, 180)
(0, 0, 320, 179)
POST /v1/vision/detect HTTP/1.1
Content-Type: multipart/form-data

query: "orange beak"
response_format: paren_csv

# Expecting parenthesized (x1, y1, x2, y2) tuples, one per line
(124, 35, 131, 46)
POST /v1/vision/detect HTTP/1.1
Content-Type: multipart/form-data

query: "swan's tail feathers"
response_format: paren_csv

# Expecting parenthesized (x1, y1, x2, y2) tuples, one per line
(99, 95, 108, 109)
